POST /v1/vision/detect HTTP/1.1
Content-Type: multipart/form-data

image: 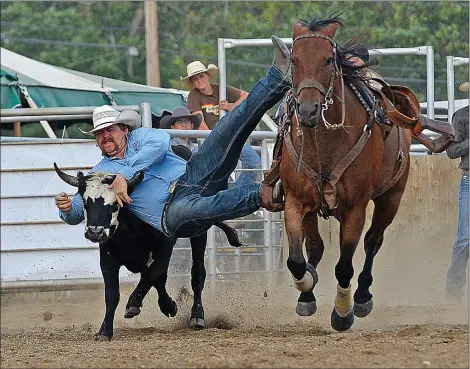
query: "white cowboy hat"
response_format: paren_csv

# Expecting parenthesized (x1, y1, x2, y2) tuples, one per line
(180, 61, 218, 90)
(159, 107, 202, 129)
(459, 82, 469, 92)
(78, 105, 141, 135)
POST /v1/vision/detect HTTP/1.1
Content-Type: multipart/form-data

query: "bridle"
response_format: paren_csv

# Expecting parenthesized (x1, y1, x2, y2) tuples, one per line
(290, 32, 346, 130)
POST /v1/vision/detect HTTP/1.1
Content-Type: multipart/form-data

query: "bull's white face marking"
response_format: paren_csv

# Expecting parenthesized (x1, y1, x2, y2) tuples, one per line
(82, 173, 120, 237)
(83, 174, 117, 206)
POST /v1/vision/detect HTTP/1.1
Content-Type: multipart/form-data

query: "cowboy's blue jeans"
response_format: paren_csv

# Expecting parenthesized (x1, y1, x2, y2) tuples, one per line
(446, 172, 469, 301)
(165, 65, 289, 238)
(236, 142, 261, 187)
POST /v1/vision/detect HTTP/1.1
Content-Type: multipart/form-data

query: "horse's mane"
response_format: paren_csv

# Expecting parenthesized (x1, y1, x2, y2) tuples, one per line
(298, 14, 377, 88)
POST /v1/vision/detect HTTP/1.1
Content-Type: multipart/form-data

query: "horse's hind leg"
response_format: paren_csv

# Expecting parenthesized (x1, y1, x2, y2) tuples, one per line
(296, 212, 323, 316)
(285, 199, 317, 314)
(331, 206, 367, 331)
(189, 232, 207, 329)
(354, 183, 408, 318)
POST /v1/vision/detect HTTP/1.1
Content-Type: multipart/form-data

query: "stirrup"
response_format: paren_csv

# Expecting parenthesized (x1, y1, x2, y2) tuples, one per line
(262, 171, 285, 212)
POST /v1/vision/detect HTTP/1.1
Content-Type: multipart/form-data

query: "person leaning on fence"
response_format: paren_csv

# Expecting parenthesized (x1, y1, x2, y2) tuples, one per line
(55, 36, 290, 241)
(445, 81, 469, 304)
(181, 60, 262, 187)
(160, 107, 202, 154)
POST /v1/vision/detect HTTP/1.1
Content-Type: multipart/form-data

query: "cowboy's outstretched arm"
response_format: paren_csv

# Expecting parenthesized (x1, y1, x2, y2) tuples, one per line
(118, 128, 170, 180)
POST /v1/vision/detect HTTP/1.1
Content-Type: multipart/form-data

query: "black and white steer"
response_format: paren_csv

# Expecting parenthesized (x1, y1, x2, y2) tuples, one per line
(54, 158, 240, 341)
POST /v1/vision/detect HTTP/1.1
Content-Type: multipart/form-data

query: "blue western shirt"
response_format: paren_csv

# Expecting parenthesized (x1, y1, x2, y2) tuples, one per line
(59, 127, 187, 232)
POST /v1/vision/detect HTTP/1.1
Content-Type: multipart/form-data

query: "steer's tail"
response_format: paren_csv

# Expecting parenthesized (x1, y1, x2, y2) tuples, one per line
(214, 222, 242, 247)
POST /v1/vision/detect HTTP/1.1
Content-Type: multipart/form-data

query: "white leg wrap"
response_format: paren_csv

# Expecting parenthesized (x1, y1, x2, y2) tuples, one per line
(334, 284, 353, 317)
(293, 271, 314, 292)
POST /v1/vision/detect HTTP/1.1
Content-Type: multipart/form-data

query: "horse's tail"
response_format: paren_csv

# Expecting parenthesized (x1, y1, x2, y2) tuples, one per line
(214, 221, 242, 247)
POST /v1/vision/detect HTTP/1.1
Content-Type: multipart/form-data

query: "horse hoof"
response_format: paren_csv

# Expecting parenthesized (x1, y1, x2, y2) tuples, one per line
(189, 317, 205, 329)
(124, 306, 141, 319)
(94, 334, 111, 342)
(295, 301, 317, 316)
(331, 308, 354, 332)
(354, 298, 373, 318)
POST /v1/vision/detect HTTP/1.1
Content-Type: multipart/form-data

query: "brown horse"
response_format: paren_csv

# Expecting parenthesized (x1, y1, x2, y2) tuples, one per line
(278, 15, 411, 331)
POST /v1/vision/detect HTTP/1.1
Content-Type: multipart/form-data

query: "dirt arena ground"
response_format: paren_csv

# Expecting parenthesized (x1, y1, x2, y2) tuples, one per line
(1, 272, 468, 369)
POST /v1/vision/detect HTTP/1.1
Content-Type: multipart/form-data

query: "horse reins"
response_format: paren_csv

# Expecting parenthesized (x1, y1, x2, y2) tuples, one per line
(282, 31, 371, 218)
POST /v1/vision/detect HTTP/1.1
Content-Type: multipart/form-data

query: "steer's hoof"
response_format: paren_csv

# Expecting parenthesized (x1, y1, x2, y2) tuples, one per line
(331, 308, 354, 332)
(354, 298, 374, 318)
(189, 317, 205, 330)
(94, 333, 111, 342)
(159, 298, 178, 318)
(124, 306, 141, 319)
(296, 301, 317, 316)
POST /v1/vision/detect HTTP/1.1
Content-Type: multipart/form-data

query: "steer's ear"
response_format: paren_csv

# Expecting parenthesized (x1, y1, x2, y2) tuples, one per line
(127, 171, 144, 193)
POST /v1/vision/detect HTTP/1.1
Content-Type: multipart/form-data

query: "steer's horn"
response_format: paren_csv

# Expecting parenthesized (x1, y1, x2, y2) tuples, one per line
(54, 162, 80, 187)
(127, 171, 145, 192)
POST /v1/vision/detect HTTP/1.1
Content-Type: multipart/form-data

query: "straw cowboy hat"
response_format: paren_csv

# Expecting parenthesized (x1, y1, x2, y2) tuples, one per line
(79, 105, 141, 135)
(459, 82, 469, 92)
(180, 61, 218, 90)
(159, 107, 202, 129)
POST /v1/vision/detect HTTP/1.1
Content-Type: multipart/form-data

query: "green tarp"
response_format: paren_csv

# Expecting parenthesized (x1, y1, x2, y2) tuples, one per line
(1, 47, 187, 138)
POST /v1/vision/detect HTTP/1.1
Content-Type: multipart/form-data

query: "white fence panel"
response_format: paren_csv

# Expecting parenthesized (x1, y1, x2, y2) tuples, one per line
(1, 140, 98, 170)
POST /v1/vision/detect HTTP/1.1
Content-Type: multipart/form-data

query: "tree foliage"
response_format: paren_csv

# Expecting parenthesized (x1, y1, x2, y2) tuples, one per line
(1, 1, 468, 101)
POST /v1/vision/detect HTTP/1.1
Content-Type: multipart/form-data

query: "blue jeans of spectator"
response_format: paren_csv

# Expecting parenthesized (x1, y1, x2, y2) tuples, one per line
(446, 172, 469, 301)
(165, 64, 289, 239)
(236, 142, 261, 187)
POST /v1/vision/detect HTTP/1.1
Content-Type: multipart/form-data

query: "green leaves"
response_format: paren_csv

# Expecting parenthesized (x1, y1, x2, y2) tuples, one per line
(1, 1, 468, 101)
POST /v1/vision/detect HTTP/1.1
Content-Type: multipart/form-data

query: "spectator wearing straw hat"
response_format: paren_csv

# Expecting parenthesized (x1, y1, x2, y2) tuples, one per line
(445, 81, 469, 303)
(160, 107, 202, 154)
(181, 61, 261, 187)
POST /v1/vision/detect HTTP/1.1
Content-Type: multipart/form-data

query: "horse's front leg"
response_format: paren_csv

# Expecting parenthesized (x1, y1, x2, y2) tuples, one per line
(285, 198, 318, 314)
(189, 232, 207, 329)
(331, 205, 367, 331)
(296, 212, 323, 316)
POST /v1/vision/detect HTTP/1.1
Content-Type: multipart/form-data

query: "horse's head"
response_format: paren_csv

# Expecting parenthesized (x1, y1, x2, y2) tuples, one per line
(291, 16, 343, 128)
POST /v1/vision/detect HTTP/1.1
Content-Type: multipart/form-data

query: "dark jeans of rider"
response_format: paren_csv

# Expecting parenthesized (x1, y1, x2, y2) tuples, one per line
(164, 65, 290, 238)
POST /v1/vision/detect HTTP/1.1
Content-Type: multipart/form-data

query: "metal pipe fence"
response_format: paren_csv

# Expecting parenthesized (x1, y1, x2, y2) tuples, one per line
(446, 56, 469, 123)
(217, 39, 435, 120)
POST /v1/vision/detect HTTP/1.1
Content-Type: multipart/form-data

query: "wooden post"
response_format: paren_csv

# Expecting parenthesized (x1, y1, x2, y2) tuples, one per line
(144, 0, 161, 87)
(13, 122, 21, 137)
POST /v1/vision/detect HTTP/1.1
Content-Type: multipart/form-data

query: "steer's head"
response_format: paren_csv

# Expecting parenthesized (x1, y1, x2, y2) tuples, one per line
(54, 163, 144, 243)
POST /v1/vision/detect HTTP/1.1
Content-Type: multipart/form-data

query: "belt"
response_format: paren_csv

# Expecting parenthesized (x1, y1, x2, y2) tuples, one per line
(161, 180, 178, 237)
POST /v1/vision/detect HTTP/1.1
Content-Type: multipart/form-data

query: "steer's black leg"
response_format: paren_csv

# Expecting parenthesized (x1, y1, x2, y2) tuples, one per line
(124, 275, 152, 319)
(149, 237, 178, 317)
(96, 244, 121, 341)
(189, 232, 207, 329)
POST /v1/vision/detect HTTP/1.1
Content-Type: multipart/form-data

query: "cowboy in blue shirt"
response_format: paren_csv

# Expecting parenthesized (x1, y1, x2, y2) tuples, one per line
(55, 36, 290, 238)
